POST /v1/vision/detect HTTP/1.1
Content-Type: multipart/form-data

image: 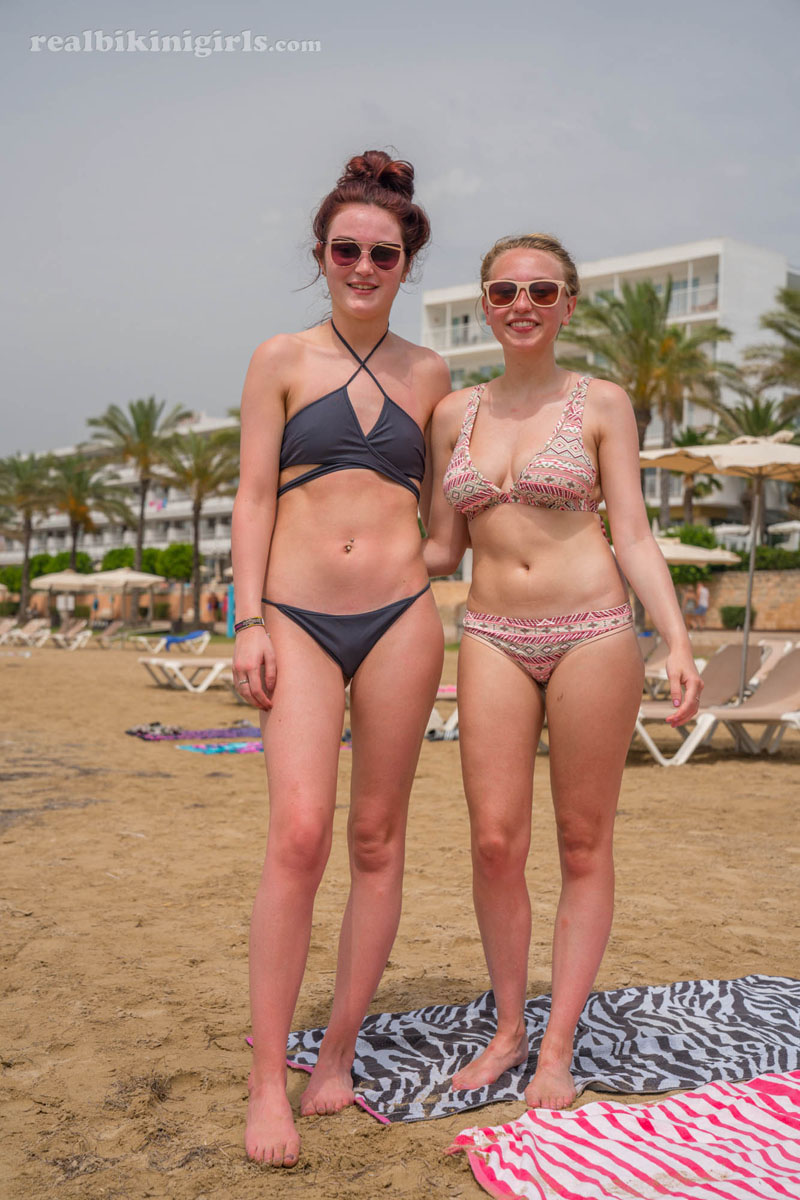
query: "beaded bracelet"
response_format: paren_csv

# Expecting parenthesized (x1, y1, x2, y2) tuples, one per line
(234, 616, 265, 634)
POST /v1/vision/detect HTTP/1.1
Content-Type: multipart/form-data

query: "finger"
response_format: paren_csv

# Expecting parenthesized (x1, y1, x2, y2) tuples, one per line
(667, 676, 703, 727)
(246, 668, 272, 711)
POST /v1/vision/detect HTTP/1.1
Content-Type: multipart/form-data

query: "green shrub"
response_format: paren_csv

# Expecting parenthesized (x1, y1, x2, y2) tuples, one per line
(677, 524, 718, 549)
(101, 547, 134, 570)
(154, 602, 171, 620)
(669, 564, 710, 586)
(0, 565, 22, 591)
(720, 605, 756, 629)
(0, 600, 19, 617)
(45, 551, 93, 574)
(73, 604, 91, 620)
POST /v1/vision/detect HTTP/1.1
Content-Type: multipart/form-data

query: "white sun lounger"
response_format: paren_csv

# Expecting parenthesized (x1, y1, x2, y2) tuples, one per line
(138, 656, 233, 694)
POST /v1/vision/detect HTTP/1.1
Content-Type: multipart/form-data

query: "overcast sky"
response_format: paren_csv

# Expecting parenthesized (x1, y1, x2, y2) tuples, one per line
(2, 0, 798, 454)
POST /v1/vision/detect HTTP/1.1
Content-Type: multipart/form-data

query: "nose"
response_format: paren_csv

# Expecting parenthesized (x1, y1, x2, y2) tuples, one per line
(354, 250, 374, 275)
(512, 286, 533, 313)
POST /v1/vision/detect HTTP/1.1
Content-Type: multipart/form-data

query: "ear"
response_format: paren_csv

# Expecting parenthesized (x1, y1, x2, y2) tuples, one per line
(561, 294, 578, 326)
(314, 241, 325, 272)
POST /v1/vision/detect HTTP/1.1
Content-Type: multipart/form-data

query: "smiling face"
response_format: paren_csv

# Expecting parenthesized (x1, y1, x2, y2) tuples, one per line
(482, 248, 577, 352)
(317, 203, 408, 320)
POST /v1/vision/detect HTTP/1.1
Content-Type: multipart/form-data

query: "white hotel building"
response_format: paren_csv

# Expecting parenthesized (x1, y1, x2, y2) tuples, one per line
(2, 238, 797, 572)
(422, 237, 798, 515)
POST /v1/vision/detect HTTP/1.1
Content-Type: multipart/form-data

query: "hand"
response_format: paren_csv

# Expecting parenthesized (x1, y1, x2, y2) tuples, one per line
(665, 651, 703, 727)
(232, 625, 275, 710)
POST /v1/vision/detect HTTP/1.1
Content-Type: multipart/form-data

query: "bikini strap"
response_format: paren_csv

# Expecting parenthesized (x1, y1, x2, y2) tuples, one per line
(331, 320, 390, 396)
(569, 374, 592, 414)
(460, 383, 485, 440)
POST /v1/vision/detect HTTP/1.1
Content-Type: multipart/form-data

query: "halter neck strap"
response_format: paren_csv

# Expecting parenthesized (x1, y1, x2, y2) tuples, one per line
(331, 320, 390, 396)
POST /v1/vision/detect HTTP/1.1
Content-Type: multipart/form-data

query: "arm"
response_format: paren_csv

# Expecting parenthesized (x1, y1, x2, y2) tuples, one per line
(594, 382, 703, 726)
(415, 352, 452, 531)
(230, 336, 293, 709)
(422, 392, 470, 577)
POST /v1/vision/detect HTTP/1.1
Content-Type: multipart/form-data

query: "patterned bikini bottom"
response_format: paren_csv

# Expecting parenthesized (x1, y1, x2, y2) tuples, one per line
(462, 602, 634, 686)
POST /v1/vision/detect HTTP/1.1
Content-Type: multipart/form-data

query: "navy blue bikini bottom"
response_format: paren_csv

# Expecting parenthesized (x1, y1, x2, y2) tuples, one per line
(261, 583, 431, 681)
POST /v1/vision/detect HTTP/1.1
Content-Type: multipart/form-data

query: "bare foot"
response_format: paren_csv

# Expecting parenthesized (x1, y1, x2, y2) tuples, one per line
(299, 1056, 356, 1116)
(246, 1074, 300, 1166)
(524, 1055, 577, 1110)
(452, 1029, 528, 1091)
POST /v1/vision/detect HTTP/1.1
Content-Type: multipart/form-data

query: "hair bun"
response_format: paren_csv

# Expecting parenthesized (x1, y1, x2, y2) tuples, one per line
(339, 150, 415, 201)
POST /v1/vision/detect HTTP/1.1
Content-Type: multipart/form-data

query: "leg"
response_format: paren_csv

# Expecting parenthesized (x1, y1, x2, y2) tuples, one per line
(246, 610, 346, 1165)
(525, 627, 643, 1109)
(300, 590, 443, 1114)
(452, 633, 545, 1090)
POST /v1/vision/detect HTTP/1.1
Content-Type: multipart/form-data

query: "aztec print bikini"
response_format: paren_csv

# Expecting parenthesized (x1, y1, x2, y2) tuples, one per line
(443, 376, 632, 685)
(262, 322, 430, 681)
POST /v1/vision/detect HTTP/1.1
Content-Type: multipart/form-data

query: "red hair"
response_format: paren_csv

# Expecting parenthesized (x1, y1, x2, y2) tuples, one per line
(312, 150, 431, 272)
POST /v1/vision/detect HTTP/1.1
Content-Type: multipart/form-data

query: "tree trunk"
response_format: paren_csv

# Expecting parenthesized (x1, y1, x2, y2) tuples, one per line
(192, 501, 202, 629)
(658, 407, 675, 530)
(683, 478, 694, 525)
(633, 404, 651, 450)
(70, 521, 79, 569)
(20, 515, 32, 616)
(136, 478, 149, 571)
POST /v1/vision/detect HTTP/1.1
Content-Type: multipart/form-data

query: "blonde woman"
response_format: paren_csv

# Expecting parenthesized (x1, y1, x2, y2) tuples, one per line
(424, 234, 702, 1109)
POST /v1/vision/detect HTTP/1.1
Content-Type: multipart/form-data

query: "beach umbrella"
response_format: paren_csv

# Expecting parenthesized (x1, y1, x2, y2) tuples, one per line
(90, 567, 166, 589)
(641, 434, 800, 700)
(30, 569, 95, 592)
(654, 538, 740, 566)
(767, 518, 800, 550)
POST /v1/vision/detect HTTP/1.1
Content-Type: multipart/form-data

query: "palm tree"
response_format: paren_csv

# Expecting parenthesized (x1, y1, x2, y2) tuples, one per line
(0, 453, 54, 614)
(653, 323, 732, 527)
(47, 457, 135, 568)
(155, 432, 239, 627)
(744, 286, 800, 400)
(670, 427, 722, 524)
(562, 279, 731, 452)
(85, 396, 191, 569)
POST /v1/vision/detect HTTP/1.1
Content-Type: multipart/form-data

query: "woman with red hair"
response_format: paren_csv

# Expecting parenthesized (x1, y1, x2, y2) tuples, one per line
(232, 151, 450, 1166)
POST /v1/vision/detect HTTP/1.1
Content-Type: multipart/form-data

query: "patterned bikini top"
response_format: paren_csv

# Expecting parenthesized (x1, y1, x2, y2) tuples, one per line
(443, 375, 599, 520)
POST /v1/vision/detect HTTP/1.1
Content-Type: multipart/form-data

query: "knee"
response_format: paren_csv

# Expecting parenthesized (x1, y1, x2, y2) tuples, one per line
(557, 818, 611, 880)
(349, 817, 401, 876)
(472, 826, 526, 878)
(269, 817, 331, 881)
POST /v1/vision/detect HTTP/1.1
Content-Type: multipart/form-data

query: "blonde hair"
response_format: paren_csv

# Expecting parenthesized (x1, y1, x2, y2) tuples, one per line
(480, 234, 580, 298)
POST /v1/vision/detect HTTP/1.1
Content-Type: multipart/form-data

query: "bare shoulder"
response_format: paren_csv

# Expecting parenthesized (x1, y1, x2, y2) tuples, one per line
(432, 385, 475, 438)
(246, 332, 306, 378)
(394, 336, 452, 387)
(585, 377, 635, 430)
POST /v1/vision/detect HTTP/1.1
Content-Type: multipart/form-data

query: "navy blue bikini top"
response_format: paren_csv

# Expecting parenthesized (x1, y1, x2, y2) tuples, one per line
(277, 323, 425, 500)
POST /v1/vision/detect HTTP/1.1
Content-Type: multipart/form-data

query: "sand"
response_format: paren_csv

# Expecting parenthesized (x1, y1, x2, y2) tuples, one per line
(2, 644, 799, 1199)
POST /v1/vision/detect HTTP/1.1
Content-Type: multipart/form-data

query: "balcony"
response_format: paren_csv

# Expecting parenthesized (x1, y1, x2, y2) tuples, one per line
(667, 283, 719, 319)
(423, 322, 497, 353)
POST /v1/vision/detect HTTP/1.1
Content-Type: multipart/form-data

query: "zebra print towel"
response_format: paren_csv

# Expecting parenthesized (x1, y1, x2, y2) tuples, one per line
(285, 975, 800, 1123)
(448, 1071, 800, 1199)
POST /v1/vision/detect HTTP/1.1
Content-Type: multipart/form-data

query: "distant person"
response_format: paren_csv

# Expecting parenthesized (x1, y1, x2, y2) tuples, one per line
(231, 150, 450, 1167)
(424, 233, 702, 1110)
(690, 581, 710, 630)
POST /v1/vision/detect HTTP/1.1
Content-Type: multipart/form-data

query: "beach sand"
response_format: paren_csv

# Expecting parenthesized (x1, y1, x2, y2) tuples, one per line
(2, 645, 799, 1199)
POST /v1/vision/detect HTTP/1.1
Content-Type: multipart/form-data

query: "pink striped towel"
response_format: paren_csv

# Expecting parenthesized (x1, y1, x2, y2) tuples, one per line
(447, 1070, 800, 1199)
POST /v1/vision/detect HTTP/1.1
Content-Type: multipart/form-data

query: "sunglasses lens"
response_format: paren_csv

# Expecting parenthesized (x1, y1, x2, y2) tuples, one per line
(329, 240, 361, 266)
(370, 244, 402, 270)
(528, 281, 561, 306)
(487, 281, 519, 307)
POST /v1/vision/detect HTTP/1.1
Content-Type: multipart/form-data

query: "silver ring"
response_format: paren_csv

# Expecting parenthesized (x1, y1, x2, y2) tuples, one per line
(237, 678, 249, 685)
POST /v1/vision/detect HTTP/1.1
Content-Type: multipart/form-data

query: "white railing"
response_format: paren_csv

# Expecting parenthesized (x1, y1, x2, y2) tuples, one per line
(668, 283, 719, 318)
(424, 323, 496, 352)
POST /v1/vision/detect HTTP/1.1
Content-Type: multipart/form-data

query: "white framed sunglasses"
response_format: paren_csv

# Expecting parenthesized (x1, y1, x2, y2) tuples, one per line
(482, 279, 571, 308)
